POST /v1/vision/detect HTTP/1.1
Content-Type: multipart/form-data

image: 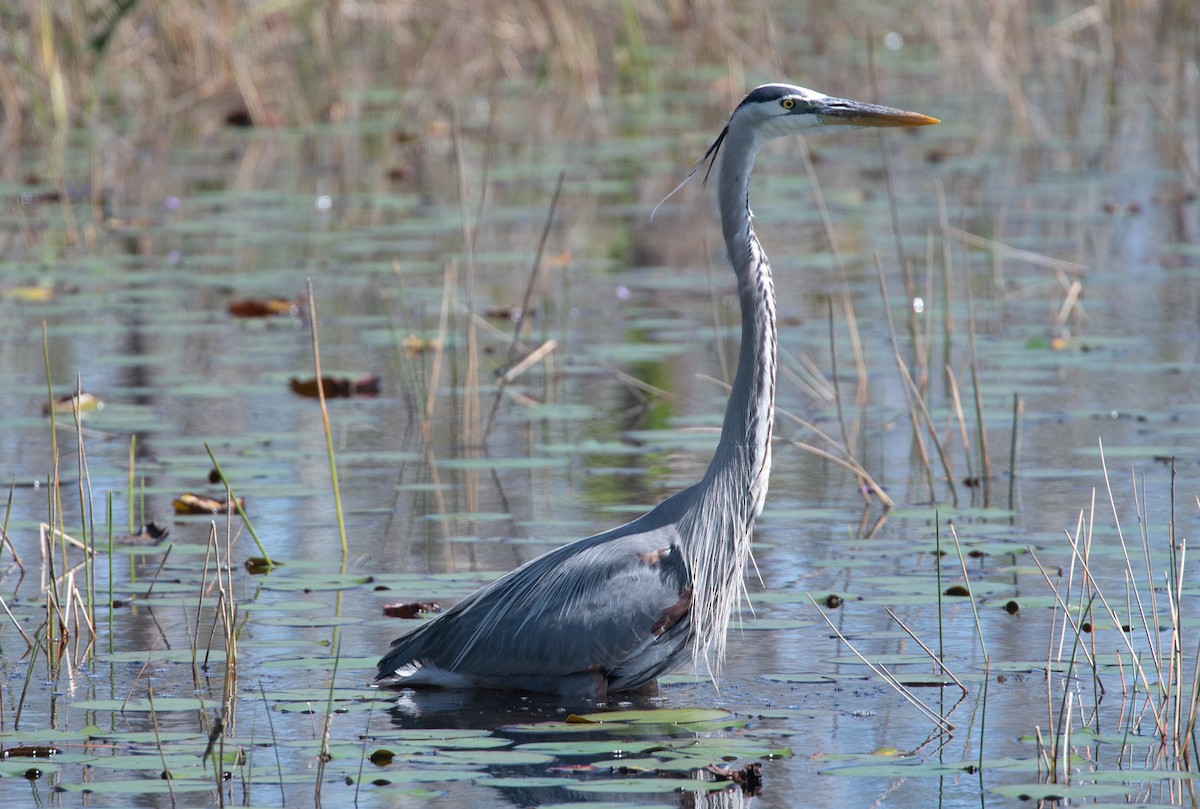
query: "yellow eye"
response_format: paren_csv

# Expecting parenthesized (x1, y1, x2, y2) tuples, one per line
(781, 98, 795, 109)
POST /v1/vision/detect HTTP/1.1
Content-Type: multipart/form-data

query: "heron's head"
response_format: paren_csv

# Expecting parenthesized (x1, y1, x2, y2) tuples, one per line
(730, 83, 940, 139)
(652, 82, 937, 218)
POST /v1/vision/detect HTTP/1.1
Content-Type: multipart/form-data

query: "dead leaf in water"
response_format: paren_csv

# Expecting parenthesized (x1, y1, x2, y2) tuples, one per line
(44, 391, 103, 416)
(1, 745, 60, 759)
(382, 601, 441, 619)
(401, 335, 439, 354)
(228, 298, 301, 318)
(173, 492, 245, 515)
(289, 375, 380, 398)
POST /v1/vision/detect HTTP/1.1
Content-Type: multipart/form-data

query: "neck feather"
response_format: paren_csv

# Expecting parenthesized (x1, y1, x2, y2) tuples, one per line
(706, 125, 776, 509)
(680, 122, 778, 673)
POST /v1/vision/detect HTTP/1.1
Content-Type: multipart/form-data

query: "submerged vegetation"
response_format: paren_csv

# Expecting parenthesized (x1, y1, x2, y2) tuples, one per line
(1, 0, 1199, 805)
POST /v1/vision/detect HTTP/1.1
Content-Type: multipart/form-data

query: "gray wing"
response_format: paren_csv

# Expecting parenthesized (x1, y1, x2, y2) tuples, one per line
(377, 490, 695, 688)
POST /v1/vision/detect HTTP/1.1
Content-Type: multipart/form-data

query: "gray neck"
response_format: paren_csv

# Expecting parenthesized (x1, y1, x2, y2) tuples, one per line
(675, 121, 778, 670)
(702, 124, 776, 515)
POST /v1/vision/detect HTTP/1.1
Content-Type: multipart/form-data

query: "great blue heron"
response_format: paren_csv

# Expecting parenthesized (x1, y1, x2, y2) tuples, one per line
(377, 83, 938, 699)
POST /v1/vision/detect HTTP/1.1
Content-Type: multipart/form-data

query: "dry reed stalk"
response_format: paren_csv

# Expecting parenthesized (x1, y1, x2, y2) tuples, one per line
(944, 366, 974, 489)
(146, 687, 177, 803)
(947, 523, 987, 660)
(305, 280, 348, 560)
(808, 594, 953, 732)
(884, 607, 968, 695)
(1, 482, 23, 573)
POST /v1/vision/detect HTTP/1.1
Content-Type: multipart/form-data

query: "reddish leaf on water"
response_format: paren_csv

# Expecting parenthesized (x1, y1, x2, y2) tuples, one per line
(288, 375, 380, 398)
(381, 601, 441, 619)
(228, 298, 301, 318)
(173, 492, 245, 515)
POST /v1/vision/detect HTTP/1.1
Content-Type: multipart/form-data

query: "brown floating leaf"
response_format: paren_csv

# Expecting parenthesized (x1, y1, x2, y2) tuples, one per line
(381, 601, 441, 619)
(1, 745, 60, 759)
(288, 375, 380, 399)
(173, 492, 245, 515)
(484, 305, 535, 322)
(401, 334, 439, 355)
(44, 392, 103, 415)
(228, 298, 301, 318)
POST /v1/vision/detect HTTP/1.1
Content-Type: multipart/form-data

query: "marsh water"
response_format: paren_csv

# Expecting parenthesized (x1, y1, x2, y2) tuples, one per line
(2, 5, 1200, 808)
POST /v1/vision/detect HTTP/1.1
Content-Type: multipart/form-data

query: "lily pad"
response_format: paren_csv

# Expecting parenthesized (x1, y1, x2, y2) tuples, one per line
(569, 708, 734, 726)
(566, 777, 729, 794)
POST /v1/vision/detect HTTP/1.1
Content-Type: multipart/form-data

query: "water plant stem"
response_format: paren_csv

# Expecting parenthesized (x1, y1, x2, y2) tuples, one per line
(304, 280, 349, 560)
(203, 444, 275, 567)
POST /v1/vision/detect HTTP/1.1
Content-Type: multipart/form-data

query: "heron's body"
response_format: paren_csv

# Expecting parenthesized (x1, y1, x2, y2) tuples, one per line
(378, 84, 937, 699)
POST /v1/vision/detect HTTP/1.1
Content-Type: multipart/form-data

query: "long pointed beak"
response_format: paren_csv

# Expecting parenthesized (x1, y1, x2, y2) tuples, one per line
(814, 97, 939, 128)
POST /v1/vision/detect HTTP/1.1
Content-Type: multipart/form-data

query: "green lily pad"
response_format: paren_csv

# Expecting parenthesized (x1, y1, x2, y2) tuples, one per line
(259, 655, 378, 671)
(570, 708, 733, 725)
(473, 776, 582, 788)
(515, 740, 660, 756)
(991, 782, 1161, 800)
(53, 780, 216, 795)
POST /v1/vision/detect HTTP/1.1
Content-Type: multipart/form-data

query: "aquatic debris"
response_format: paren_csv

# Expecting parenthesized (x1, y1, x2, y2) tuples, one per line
(401, 334, 439, 354)
(1, 745, 60, 759)
(288, 375, 380, 398)
(484, 305, 535, 322)
(228, 297, 302, 318)
(173, 492, 245, 515)
(244, 556, 283, 574)
(382, 601, 442, 619)
(44, 391, 103, 415)
(368, 749, 394, 766)
(706, 761, 763, 795)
